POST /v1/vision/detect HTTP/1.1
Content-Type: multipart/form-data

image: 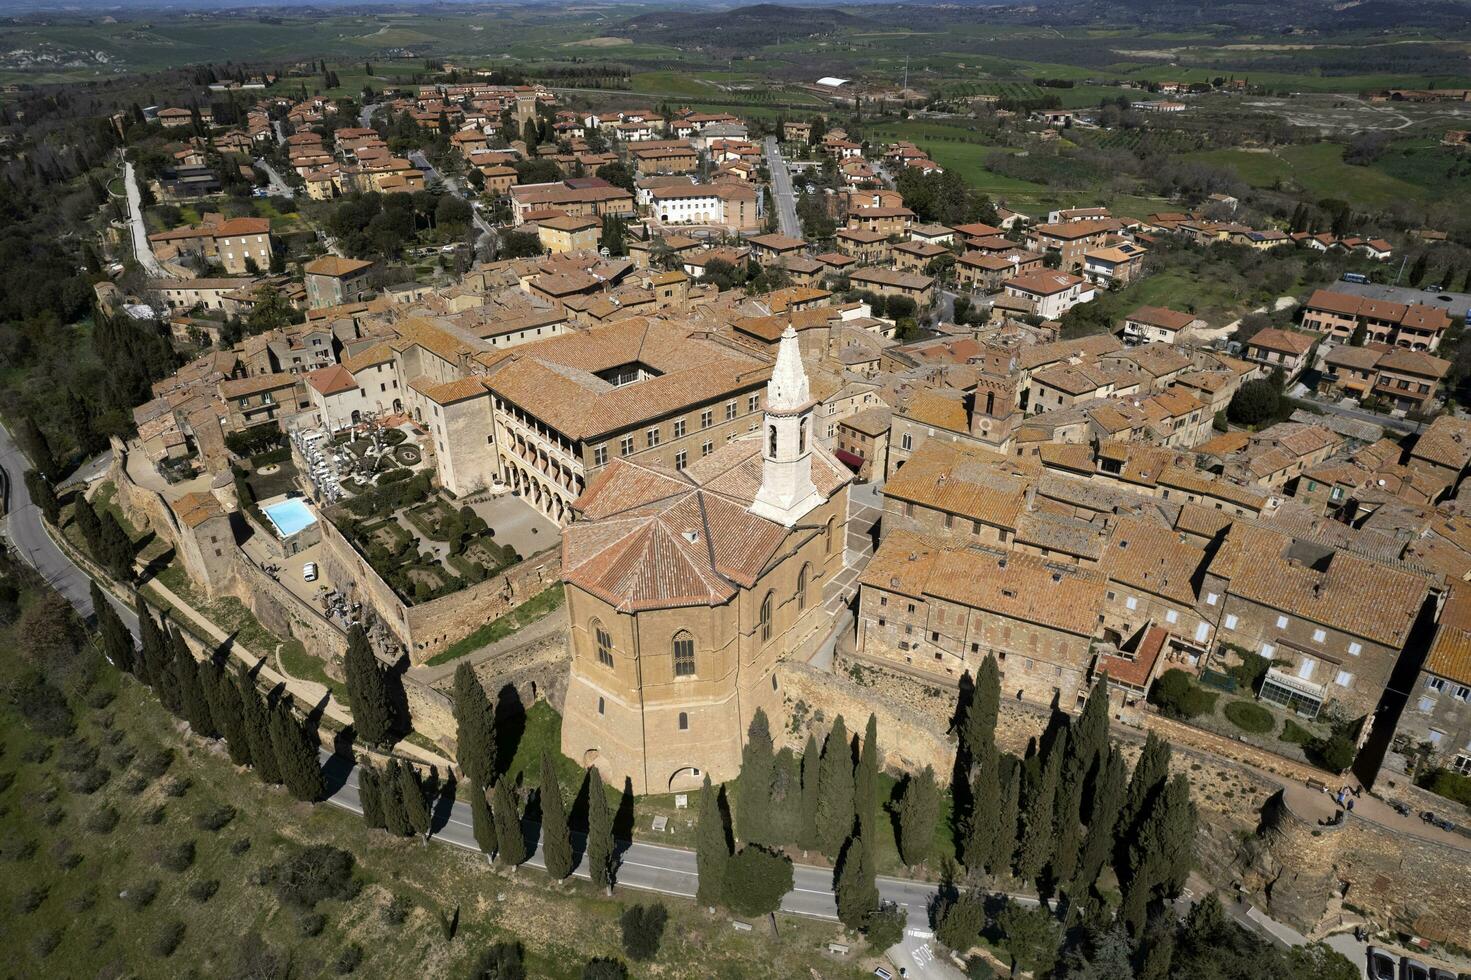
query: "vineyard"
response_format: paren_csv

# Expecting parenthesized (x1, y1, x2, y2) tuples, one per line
(1086, 128, 1212, 154)
(937, 80, 1049, 102)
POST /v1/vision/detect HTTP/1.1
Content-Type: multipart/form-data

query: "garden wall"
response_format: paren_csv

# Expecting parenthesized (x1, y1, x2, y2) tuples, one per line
(316, 511, 563, 664)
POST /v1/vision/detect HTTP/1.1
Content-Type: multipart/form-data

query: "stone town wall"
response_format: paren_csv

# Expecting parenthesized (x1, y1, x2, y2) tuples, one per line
(227, 552, 350, 664)
(316, 511, 562, 663)
(416, 628, 571, 767)
(404, 545, 562, 661)
(108, 439, 183, 547)
(1257, 790, 1471, 944)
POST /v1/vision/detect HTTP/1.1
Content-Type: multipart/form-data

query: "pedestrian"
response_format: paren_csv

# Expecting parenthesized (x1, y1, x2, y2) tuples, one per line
(1347, 798, 1355, 813)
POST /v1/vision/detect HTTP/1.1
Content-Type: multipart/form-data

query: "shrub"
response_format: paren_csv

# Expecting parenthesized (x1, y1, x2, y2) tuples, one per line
(56, 738, 98, 772)
(143, 804, 167, 825)
(723, 846, 793, 917)
(41, 805, 65, 827)
(188, 879, 220, 903)
(264, 845, 359, 909)
(1148, 669, 1217, 719)
(619, 903, 668, 961)
(1, 833, 38, 862)
(336, 943, 364, 974)
(298, 910, 327, 937)
(382, 894, 412, 926)
(1313, 731, 1357, 773)
(1224, 701, 1274, 734)
(194, 803, 237, 832)
(67, 765, 111, 794)
(87, 805, 121, 834)
(468, 943, 525, 980)
(1227, 379, 1282, 428)
(1227, 654, 1271, 694)
(1419, 769, 1471, 807)
(583, 959, 629, 980)
(137, 748, 174, 779)
(70, 886, 98, 913)
(0, 771, 14, 795)
(152, 920, 186, 957)
(1280, 719, 1314, 744)
(15, 884, 48, 914)
(158, 839, 196, 873)
(111, 745, 136, 769)
(123, 774, 149, 795)
(230, 836, 252, 855)
(31, 928, 63, 959)
(864, 902, 906, 949)
(164, 776, 191, 798)
(124, 878, 161, 910)
(89, 921, 114, 951)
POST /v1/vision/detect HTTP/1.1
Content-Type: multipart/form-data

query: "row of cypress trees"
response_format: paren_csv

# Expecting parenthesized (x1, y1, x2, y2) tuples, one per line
(950, 658, 1196, 937)
(94, 582, 326, 803)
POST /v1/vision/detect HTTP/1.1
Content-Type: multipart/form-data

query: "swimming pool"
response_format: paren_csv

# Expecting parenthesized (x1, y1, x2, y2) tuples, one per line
(262, 498, 318, 538)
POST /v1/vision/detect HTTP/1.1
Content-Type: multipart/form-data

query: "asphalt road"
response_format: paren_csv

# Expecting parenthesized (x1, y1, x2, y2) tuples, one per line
(123, 161, 173, 279)
(409, 150, 494, 240)
(255, 158, 294, 198)
(762, 136, 802, 239)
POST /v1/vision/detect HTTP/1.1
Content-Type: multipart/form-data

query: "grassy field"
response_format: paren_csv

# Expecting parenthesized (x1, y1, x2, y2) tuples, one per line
(0, 619, 873, 979)
(1186, 143, 1430, 208)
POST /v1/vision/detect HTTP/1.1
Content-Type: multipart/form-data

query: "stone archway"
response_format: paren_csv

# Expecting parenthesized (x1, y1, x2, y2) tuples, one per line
(668, 766, 703, 793)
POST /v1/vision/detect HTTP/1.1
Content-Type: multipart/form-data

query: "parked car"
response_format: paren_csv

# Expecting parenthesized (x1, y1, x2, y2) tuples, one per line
(303, 562, 318, 582)
(1402, 959, 1430, 980)
(1428, 968, 1456, 980)
(1368, 948, 1396, 980)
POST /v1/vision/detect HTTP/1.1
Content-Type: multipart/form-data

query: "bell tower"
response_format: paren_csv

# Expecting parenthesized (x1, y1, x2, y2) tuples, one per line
(749, 323, 823, 526)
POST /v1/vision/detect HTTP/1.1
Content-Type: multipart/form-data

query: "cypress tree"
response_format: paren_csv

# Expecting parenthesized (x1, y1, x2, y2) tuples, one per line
(695, 774, 730, 907)
(92, 582, 134, 674)
(895, 765, 940, 869)
(961, 655, 1000, 766)
(585, 767, 616, 893)
(737, 708, 775, 845)
(539, 751, 574, 880)
(270, 699, 325, 803)
(854, 714, 879, 858)
(1051, 758, 1083, 887)
(1122, 774, 1195, 939)
(135, 595, 164, 688)
(469, 779, 496, 862)
(834, 833, 879, 932)
(994, 755, 1022, 877)
(398, 761, 431, 840)
(25, 470, 60, 525)
(345, 626, 395, 746)
(1018, 733, 1063, 884)
(797, 733, 820, 854)
(963, 740, 1000, 874)
(816, 715, 855, 859)
(236, 667, 280, 785)
(98, 510, 135, 580)
(452, 661, 497, 787)
(155, 627, 188, 716)
(492, 779, 526, 867)
(381, 759, 410, 837)
(74, 494, 101, 547)
(1071, 746, 1126, 906)
(1120, 732, 1171, 853)
(359, 763, 385, 829)
(1066, 674, 1110, 822)
(202, 657, 251, 767)
(19, 418, 59, 480)
(175, 640, 217, 738)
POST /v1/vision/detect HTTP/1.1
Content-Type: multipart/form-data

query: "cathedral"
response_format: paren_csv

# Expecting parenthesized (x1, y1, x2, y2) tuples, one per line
(559, 325, 852, 794)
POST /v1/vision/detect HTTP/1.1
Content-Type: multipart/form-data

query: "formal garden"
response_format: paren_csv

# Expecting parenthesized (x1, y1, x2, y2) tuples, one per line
(1147, 649, 1359, 774)
(329, 474, 522, 606)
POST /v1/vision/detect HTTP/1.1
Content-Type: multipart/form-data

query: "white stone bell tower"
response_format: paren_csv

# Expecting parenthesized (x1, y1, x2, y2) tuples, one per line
(749, 323, 823, 526)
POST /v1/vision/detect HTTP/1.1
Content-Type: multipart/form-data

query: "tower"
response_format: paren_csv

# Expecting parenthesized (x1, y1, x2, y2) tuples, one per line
(749, 324, 822, 526)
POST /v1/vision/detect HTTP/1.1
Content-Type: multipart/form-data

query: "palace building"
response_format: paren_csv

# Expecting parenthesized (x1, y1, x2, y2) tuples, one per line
(559, 325, 852, 794)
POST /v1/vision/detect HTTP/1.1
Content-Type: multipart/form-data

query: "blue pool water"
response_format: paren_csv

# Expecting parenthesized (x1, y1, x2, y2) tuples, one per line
(262, 498, 318, 537)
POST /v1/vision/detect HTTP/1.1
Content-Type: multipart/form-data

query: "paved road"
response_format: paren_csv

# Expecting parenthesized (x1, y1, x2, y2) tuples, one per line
(254, 158, 294, 197)
(410, 150, 494, 241)
(122, 161, 173, 279)
(762, 136, 802, 239)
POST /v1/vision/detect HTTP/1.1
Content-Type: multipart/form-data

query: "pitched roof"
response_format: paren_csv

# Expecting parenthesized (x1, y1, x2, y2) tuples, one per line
(564, 436, 847, 611)
(307, 364, 357, 396)
(171, 491, 223, 529)
(1425, 586, 1471, 686)
(1126, 306, 1197, 331)
(884, 440, 1035, 529)
(1247, 328, 1315, 356)
(304, 255, 374, 277)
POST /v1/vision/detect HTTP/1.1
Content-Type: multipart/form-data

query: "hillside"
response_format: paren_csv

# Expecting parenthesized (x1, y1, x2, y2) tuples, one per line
(614, 4, 872, 48)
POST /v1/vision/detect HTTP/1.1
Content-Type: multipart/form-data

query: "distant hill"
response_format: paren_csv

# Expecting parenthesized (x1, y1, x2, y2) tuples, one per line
(981, 0, 1471, 31)
(614, 4, 872, 48)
